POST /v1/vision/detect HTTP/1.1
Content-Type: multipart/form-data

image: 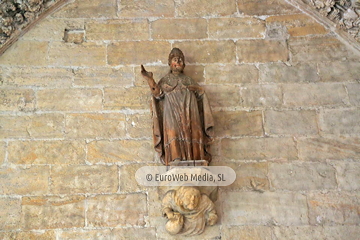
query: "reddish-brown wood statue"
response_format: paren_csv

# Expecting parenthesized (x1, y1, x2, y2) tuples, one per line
(141, 48, 214, 166)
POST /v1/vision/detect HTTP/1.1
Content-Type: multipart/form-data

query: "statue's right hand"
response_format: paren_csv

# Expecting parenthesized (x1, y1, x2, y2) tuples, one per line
(141, 65, 153, 79)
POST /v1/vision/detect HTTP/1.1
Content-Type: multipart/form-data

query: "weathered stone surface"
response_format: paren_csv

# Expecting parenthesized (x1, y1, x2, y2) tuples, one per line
(157, 224, 220, 239)
(3, 67, 73, 87)
(213, 111, 263, 137)
(108, 41, 170, 65)
(0, 114, 64, 139)
(104, 87, 150, 110)
(259, 63, 319, 83)
(65, 113, 126, 139)
(323, 226, 360, 240)
(237, 0, 299, 15)
(87, 140, 153, 163)
(269, 162, 337, 191)
(321, 109, 360, 135)
(283, 83, 349, 107)
(347, 83, 360, 106)
(266, 14, 328, 37)
(289, 36, 357, 62)
(209, 17, 265, 38)
(0, 166, 49, 195)
(240, 84, 282, 107)
(63, 29, 85, 44)
(58, 229, 112, 240)
(8, 140, 85, 165)
(119, 163, 158, 192)
(222, 191, 307, 225)
(204, 85, 241, 108)
(318, 62, 360, 82)
(205, 64, 258, 84)
(332, 161, 360, 191)
(53, 0, 117, 18)
(0, 142, 5, 165)
(308, 192, 360, 225)
(237, 40, 289, 63)
(48, 42, 106, 67)
(0, 230, 56, 240)
(222, 226, 272, 240)
(222, 137, 298, 160)
(152, 18, 207, 39)
(74, 67, 133, 87)
(273, 226, 327, 240)
(86, 20, 149, 41)
(21, 196, 85, 230)
(174, 41, 236, 63)
(112, 228, 156, 239)
(37, 89, 103, 111)
(50, 165, 118, 194)
(0, 198, 21, 230)
(126, 113, 152, 138)
(176, 0, 236, 17)
(265, 110, 318, 136)
(0, 41, 48, 66)
(118, 0, 174, 17)
(87, 193, 147, 227)
(0, 89, 35, 111)
(298, 137, 360, 161)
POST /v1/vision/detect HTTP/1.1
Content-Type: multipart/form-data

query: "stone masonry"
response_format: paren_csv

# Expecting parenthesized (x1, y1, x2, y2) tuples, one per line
(0, 0, 359, 239)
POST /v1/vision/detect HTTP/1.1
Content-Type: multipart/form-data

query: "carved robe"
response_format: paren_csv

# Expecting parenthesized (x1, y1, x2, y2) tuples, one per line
(152, 73, 214, 166)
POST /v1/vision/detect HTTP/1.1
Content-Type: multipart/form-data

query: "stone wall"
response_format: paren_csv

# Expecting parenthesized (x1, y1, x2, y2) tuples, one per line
(0, 0, 359, 239)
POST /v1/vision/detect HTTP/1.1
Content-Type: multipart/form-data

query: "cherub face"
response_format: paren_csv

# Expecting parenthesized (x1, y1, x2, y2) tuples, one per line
(170, 56, 184, 73)
(181, 188, 200, 210)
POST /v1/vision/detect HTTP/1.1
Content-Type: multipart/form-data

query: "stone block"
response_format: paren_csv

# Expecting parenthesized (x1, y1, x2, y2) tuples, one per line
(308, 192, 360, 225)
(48, 42, 106, 66)
(283, 83, 348, 107)
(269, 162, 337, 191)
(86, 193, 147, 227)
(221, 137, 298, 160)
(204, 85, 241, 108)
(289, 36, 357, 62)
(318, 62, 360, 82)
(58, 229, 112, 240)
(176, 0, 236, 17)
(104, 87, 150, 110)
(50, 165, 118, 194)
(259, 63, 319, 83)
(112, 228, 156, 239)
(209, 17, 265, 39)
(37, 89, 103, 111)
(0, 166, 49, 195)
(323, 226, 360, 240)
(222, 226, 272, 240)
(273, 226, 327, 240)
(8, 140, 85, 165)
(332, 161, 360, 191)
(240, 84, 282, 107)
(266, 14, 328, 37)
(119, 163, 159, 192)
(347, 83, 360, 106)
(126, 113, 153, 138)
(265, 110, 318, 136)
(63, 29, 85, 44)
(213, 110, 263, 137)
(152, 18, 207, 39)
(0, 198, 21, 230)
(0, 142, 5, 165)
(0, 89, 35, 111)
(0, 41, 48, 66)
(320, 109, 360, 135)
(0, 114, 64, 139)
(65, 113, 126, 139)
(86, 19, 149, 41)
(156, 224, 220, 239)
(118, 0, 174, 17)
(87, 140, 153, 164)
(205, 64, 259, 84)
(298, 137, 360, 161)
(0, 231, 56, 240)
(3, 67, 73, 87)
(108, 41, 170, 65)
(237, 40, 289, 63)
(237, 0, 299, 15)
(21, 196, 85, 230)
(53, 0, 117, 18)
(222, 191, 307, 225)
(174, 41, 236, 63)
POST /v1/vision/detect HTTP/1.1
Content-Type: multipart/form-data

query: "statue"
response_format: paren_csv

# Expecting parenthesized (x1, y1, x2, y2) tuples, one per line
(162, 186, 218, 236)
(141, 48, 214, 166)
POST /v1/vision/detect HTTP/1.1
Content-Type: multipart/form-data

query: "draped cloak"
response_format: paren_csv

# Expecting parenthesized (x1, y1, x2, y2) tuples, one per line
(151, 73, 214, 166)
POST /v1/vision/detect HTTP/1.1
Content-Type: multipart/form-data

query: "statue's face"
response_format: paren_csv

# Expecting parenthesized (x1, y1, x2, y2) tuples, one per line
(170, 56, 184, 73)
(181, 188, 200, 210)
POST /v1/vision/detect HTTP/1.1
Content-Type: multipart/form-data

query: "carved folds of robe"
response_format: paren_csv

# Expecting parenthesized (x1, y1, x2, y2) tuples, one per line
(151, 72, 214, 166)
